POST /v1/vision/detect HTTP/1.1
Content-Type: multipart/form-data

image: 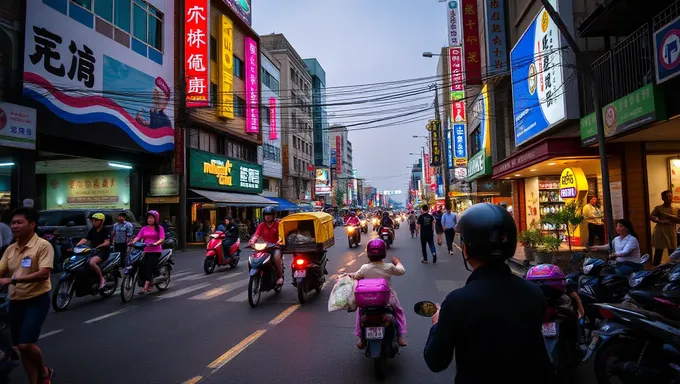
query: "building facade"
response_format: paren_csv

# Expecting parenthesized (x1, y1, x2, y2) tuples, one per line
(303, 58, 330, 168)
(260, 34, 314, 203)
(259, 48, 282, 198)
(328, 124, 354, 206)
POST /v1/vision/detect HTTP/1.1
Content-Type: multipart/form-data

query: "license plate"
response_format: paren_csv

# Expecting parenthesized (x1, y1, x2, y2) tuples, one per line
(294, 270, 307, 278)
(588, 335, 599, 350)
(365, 327, 384, 340)
(542, 322, 557, 337)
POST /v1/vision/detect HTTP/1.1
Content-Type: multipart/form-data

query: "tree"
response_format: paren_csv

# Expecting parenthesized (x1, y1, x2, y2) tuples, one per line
(541, 201, 584, 251)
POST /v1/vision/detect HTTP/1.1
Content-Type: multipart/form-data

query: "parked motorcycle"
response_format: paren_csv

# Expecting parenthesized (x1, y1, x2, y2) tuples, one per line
(52, 245, 121, 311)
(380, 227, 393, 248)
(204, 231, 241, 274)
(291, 251, 328, 304)
(163, 230, 178, 250)
(246, 242, 283, 308)
(120, 242, 173, 303)
(347, 225, 361, 248)
(0, 291, 18, 378)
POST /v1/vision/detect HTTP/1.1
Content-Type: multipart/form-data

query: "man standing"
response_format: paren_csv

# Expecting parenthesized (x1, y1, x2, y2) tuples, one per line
(441, 205, 457, 255)
(583, 196, 605, 246)
(111, 212, 133, 267)
(417, 205, 437, 264)
(650, 190, 680, 266)
(0, 207, 53, 383)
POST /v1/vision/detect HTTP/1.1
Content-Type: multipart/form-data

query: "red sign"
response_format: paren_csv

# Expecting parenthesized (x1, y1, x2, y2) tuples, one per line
(452, 101, 466, 123)
(184, 0, 210, 107)
(424, 153, 431, 184)
(336, 136, 342, 173)
(449, 47, 464, 94)
(462, 0, 481, 85)
(269, 98, 277, 140)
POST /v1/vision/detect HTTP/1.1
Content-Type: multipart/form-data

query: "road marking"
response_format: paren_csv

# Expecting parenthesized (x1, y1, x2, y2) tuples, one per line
(84, 306, 136, 324)
(269, 304, 300, 325)
(216, 272, 244, 281)
(225, 291, 248, 302)
(155, 282, 212, 300)
(189, 279, 249, 300)
(39, 329, 64, 339)
(175, 273, 214, 282)
(337, 267, 346, 273)
(345, 259, 356, 266)
(171, 271, 194, 279)
(207, 329, 266, 373)
(358, 251, 366, 258)
(454, 242, 462, 251)
(182, 376, 202, 384)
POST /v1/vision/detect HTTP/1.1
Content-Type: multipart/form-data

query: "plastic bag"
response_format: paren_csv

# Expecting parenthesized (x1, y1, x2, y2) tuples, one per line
(328, 275, 357, 312)
(287, 233, 316, 245)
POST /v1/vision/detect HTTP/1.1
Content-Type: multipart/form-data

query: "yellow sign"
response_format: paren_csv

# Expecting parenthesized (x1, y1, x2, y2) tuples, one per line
(218, 15, 234, 119)
(559, 167, 587, 202)
(203, 159, 233, 186)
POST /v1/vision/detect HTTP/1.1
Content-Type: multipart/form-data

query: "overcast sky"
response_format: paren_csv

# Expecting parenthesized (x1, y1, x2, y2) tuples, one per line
(253, 0, 448, 198)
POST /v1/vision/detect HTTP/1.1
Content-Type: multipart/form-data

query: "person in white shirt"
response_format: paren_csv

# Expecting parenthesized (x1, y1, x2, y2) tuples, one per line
(589, 218, 643, 276)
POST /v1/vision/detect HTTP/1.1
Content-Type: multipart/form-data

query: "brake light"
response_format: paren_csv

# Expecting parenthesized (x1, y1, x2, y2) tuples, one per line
(598, 307, 615, 320)
(544, 306, 557, 322)
(295, 259, 306, 266)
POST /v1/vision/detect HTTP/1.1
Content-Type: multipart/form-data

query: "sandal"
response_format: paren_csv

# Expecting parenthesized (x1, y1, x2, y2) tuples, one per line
(421, 260, 428, 264)
(40, 368, 54, 384)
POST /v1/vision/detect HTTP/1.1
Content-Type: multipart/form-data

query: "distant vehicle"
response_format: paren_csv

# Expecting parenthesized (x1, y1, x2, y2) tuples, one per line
(38, 209, 142, 244)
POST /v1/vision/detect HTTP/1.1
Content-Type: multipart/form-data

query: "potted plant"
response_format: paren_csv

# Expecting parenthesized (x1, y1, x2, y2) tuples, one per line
(534, 235, 562, 264)
(541, 201, 584, 252)
(518, 229, 541, 262)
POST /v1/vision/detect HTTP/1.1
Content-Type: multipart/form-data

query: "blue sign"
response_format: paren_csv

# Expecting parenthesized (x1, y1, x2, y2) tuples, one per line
(654, 16, 680, 84)
(510, 6, 568, 146)
(453, 123, 467, 159)
(484, 0, 508, 75)
(446, 126, 453, 169)
(330, 148, 336, 165)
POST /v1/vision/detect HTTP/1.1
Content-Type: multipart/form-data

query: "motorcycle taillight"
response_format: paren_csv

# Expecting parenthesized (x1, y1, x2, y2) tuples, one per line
(544, 306, 557, 322)
(360, 314, 383, 325)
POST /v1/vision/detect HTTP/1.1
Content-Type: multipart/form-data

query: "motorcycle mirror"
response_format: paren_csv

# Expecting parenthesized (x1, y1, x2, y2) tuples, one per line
(413, 301, 438, 317)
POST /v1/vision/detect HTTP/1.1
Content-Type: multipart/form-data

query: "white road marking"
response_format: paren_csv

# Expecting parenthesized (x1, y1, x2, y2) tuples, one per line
(225, 291, 249, 302)
(216, 272, 245, 281)
(155, 282, 212, 300)
(84, 306, 136, 324)
(337, 267, 346, 273)
(189, 279, 249, 300)
(39, 329, 64, 339)
(170, 271, 194, 279)
(175, 273, 213, 282)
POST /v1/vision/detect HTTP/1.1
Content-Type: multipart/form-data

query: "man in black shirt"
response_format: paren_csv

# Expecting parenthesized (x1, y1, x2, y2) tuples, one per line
(417, 205, 437, 264)
(76, 213, 110, 289)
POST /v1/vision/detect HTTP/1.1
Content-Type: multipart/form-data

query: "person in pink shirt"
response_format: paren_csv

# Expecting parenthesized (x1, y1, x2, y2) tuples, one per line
(129, 210, 165, 293)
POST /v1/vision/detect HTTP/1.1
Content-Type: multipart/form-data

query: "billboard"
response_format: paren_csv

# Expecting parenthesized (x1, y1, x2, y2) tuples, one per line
(185, 0, 210, 107)
(447, 1, 462, 46)
(269, 98, 277, 140)
(218, 15, 234, 118)
(461, 0, 481, 85)
(244, 37, 259, 134)
(223, 0, 252, 27)
(188, 148, 262, 193)
(449, 47, 465, 101)
(484, 0, 509, 75)
(23, 0, 174, 153)
(315, 167, 331, 195)
(428, 120, 442, 166)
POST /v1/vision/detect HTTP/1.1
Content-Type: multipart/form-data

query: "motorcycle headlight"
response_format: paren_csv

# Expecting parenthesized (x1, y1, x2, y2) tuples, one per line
(347, 226, 355, 232)
(360, 220, 366, 225)
(583, 264, 594, 275)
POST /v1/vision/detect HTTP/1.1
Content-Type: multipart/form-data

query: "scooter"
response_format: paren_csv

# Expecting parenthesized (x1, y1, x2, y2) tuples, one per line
(380, 227, 394, 248)
(52, 245, 121, 312)
(246, 242, 283, 308)
(372, 218, 380, 232)
(347, 225, 361, 248)
(204, 231, 241, 274)
(359, 219, 368, 234)
(120, 242, 173, 303)
(291, 251, 328, 304)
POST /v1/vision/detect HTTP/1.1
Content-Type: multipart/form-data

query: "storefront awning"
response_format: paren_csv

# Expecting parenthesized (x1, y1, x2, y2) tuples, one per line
(266, 197, 300, 211)
(189, 189, 277, 207)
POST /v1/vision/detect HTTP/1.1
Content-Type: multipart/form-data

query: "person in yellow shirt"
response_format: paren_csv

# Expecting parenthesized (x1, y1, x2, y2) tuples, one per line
(0, 207, 53, 384)
(650, 190, 680, 266)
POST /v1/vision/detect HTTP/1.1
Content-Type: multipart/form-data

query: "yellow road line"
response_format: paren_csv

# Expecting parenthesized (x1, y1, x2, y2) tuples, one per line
(269, 304, 301, 325)
(337, 267, 346, 273)
(345, 259, 356, 266)
(181, 376, 202, 384)
(207, 329, 266, 372)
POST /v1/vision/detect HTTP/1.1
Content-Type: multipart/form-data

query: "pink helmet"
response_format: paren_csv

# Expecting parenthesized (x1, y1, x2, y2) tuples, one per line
(526, 264, 566, 291)
(147, 210, 160, 224)
(366, 238, 387, 261)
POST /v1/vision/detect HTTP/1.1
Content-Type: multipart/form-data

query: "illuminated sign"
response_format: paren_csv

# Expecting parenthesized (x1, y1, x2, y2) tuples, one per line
(218, 15, 234, 118)
(185, 0, 210, 107)
(188, 148, 262, 193)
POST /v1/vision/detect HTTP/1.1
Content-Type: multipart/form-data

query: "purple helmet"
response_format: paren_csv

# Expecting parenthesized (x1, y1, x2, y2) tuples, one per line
(526, 264, 566, 291)
(366, 238, 387, 261)
(147, 210, 160, 224)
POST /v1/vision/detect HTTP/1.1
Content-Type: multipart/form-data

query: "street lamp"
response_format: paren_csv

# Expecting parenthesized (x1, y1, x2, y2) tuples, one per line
(412, 135, 428, 139)
(422, 52, 443, 58)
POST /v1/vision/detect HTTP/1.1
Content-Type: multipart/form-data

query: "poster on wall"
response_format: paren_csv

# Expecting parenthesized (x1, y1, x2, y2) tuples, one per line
(669, 158, 680, 203)
(609, 181, 624, 220)
(23, 0, 175, 153)
(315, 168, 331, 195)
(46, 171, 130, 209)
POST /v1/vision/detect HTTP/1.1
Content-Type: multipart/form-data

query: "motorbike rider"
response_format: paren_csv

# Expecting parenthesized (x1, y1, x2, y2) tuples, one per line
(423, 203, 555, 383)
(248, 206, 283, 285)
(76, 213, 110, 289)
(379, 211, 395, 239)
(217, 216, 239, 258)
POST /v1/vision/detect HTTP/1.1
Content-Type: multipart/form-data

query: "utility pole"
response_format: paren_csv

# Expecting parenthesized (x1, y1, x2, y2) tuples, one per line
(430, 83, 451, 209)
(539, 0, 614, 246)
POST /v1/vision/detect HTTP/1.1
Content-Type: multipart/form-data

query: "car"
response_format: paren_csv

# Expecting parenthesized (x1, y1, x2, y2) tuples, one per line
(38, 209, 142, 243)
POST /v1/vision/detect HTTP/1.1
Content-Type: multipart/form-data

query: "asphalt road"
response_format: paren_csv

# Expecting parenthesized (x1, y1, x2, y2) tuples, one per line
(6, 225, 597, 383)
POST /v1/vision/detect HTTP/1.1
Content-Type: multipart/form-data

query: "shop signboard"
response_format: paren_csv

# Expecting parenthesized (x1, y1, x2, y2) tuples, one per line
(150, 174, 179, 196)
(558, 167, 587, 202)
(467, 150, 491, 181)
(424, 153, 432, 184)
(315, 167, 331, 195)
(453, 123, 467, 161)
(449, 47, 465, 101)
(580, 84, 663, 146)
(185, 0, 210, 107)
(484, 0, 508, 75)
(452, 101, 466, 122)
(218, 15, 234, 119)
(461, 0, 481, 85)
(244, 37, 259, 134)
(269, 98, 277, 140)
(222, 0, 252, 27)
(454, 167, 467, 180)
(335, 136, 342, 173)
(429, 120, 442, 166)
(188, 148, 263, 194)
(446, 127, 453, 169)
(510, 0, 577, 146)
(654, 16, 680, 84)
(0, 102, 37, 150)
(46, 170, 130, 209)
(23, 0, 175, 153)
(447, 0, 462, 46)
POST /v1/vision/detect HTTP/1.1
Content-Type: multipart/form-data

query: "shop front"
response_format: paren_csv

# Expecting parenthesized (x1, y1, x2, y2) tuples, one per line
(145, 174, 181, 229)
(187, 148, 276, 242)
(0, 101, 37, 212)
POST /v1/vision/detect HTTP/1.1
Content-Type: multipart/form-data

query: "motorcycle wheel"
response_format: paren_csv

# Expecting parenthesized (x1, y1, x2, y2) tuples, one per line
(373, 353, 387, 381)
(99, 275, 118, 298)
(348, 237, 353, 248)
(204, 256, 216, 274)
(52, 279, 74, 312)
(297, 285, 306, 304)
(155, 265, 171, 291)
(248, 275, 262, 308)
(120, 273, 136, 303)
(594, 337, 659, 384)
(229, 258, 239, 268)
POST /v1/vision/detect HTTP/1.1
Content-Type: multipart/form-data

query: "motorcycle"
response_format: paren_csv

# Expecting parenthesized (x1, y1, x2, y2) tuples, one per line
(393, 217, 400, 229)
(0, 291, 18, 378)
(204, 231, 241, 274)
(380, 227, 393, 248)
(346, 225, 361, 248)
(52, 245, 121, 311)
(359, 219, 368, 234)
(163, 229, 178, 250)
(120, 242, 173, 302)
(372, 218, 380, 232)
(291, 251, 328, 304)
(246, 242, 283, 308)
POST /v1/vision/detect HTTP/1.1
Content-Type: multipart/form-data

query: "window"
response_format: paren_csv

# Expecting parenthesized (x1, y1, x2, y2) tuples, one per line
(262, 106, 270, 125)
(469, 126, 482, 157)
(188, 128, 199, 149)
(234, 57, 244, 79)
(263, 178, 270, 190)
(132, 1, 147, 42)
(114, 0, 131, 32)
(261, 69, 279, 95)
(199, 130, 218, 153)
(210, 83, 218, 105)
(71, 0, 92, 10)
(94, 0, 113, 22)
(147, 4, 162, 51)
(210, 36, 217, 62)
(235, 96, 246, 117)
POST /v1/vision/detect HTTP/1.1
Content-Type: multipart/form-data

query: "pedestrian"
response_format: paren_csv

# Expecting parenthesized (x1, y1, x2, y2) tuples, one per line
(589, 218, 642, 276)
(434, 209, 444, 246)
(111, 212, 134, 267)
(441, 204, 457, 255)
(649, 190, 680, 266)
(583, 196, 605, 246)
(0, 207, 54, 384)
(417, 205, 437, 264)
(129, 210, 165, 293)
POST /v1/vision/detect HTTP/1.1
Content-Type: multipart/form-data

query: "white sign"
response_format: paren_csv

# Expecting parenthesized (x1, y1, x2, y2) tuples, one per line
(0, 102, 37, 150)
(447, 1, 462, 46)
(609, 181, 624, 220)
(454, 167, 467, 180)
(383, 190, 403, 195)
(150, 174, 179, 196)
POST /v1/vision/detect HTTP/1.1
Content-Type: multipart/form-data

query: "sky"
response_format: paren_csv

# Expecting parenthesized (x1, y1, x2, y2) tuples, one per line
(253, 0, 448, 198)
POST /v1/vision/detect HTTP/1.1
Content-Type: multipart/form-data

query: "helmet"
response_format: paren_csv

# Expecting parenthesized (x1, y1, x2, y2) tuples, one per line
(382, 211, 389, 218)
(526, 264, 567, 291)
(263, 206, 276, 216)
(456, 203, 517, 262)
(91, 213, 105, 221)
(366, 238, 387, 261)
(349, 211, 356, 217)
(146, 210, 159, 223)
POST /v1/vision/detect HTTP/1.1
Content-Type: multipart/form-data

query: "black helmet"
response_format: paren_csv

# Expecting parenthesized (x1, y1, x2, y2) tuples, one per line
(382, 211, 389, 218)
(456, 203, 517, 263)
(263, 206, 276, 216)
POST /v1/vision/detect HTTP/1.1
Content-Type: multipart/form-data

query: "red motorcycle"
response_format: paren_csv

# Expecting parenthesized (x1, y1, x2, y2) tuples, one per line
(204, 231, 241, 274)
(380, 227, 394, 248)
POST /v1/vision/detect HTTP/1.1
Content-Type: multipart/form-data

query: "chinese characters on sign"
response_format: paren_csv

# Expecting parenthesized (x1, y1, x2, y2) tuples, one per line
(189, 149, 263, 193)
(219, 15, 234, 118)
(446, 127, 453, 169)
(244, 37, 259, 134)
(239, 166, 261, 189)
(336, 136, 342, 173)
(449, 47, 465, 101)
(461, 0, 481, 85)
(453, 123, 468, 163)
(447, 1, 462, 46)
(484, 0, 508, 75)
(269, 98, 277, 140)
(0, 102, 37, 150)
(452, 101, 466, 122)
(429, 120, 442, 166)
(424, 153, 432, 184)
(537, 12, 558, 108)
(46, 171, 130, 209)
(29, 26, 96, 89)
(185, 0, 210, 107)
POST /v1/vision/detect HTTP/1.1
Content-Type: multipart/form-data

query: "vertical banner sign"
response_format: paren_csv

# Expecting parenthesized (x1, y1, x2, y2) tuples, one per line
(446, 126, 453, 169)
(269, 97, 277, 140)
(185, 0, 210, 107)
(244, 37, 259, 134)
(449, 47, 465, 101)
(452, 101, 466, 123)
(336, 136, 342, 173)
(484, 0, 508, 75)
(461, 0, 481, 85)
(447, 1, 462, 46)
(424, 153, 432, 184)
(429, 120, 442, 166)
(219, 15, 234, 118)
(453, 124, 468, 164)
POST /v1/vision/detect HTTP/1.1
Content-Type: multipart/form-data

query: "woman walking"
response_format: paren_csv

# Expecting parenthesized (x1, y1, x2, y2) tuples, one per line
(434, 209, 444, 246)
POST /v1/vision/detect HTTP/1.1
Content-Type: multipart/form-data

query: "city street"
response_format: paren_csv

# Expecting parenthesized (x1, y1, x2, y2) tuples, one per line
(7, 225, 595, 383)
